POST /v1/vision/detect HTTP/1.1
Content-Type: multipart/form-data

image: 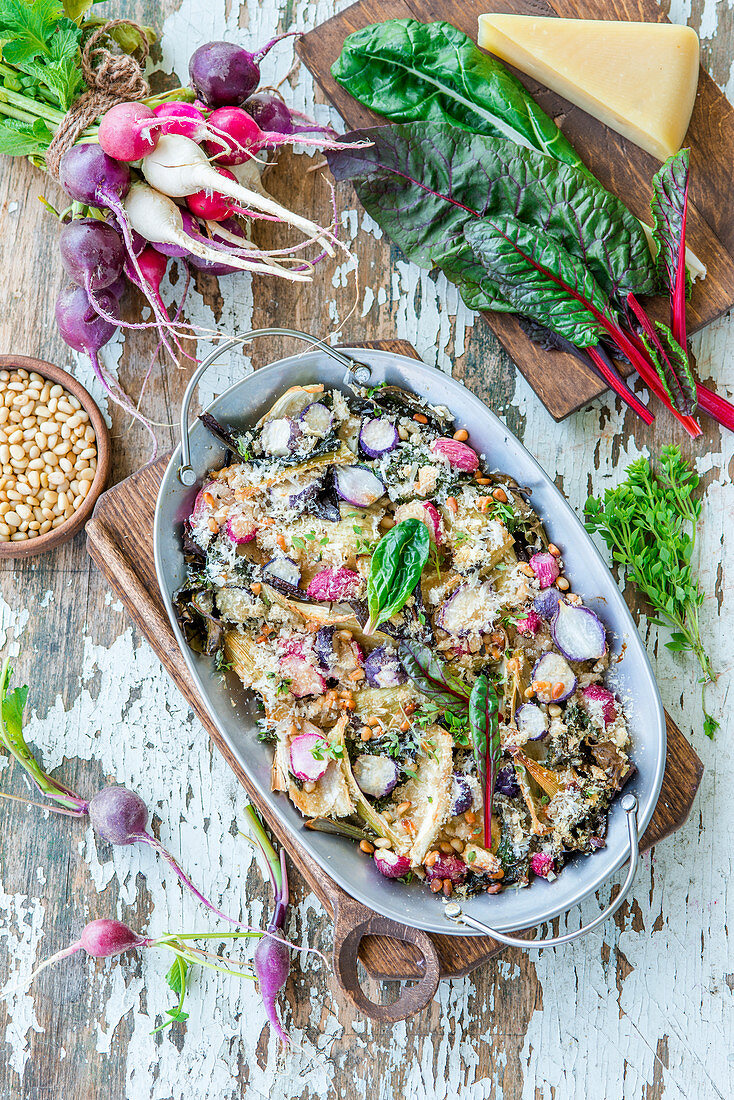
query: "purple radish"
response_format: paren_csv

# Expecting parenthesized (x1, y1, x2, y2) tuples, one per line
(531, 652, 577, 703)
(374, 849, 411, 879)
(59, 218, 125, 292)
(516, 703, 548, 740)
(289, 732, 328, 781)
(363, 645, 406, 688)
(262, 556, 301, 593)
(298, 402, 333, 437)
(189, 36, 301, 108)
(437, 581, 497, 636)
(424, 854, 467, 884)
(334, 465, 385, 507)
(534, 587, 562, 621)
(305, 567, 361, 601)
(551, 602, 607, 662)
(0, 657, 246, 927)
(450, 773, 473, 815)
(359, 417, 398, 457)
(529, 552, 560, 589)
(98, 102, 159, 161)
(244, 92, 337, 137)
(495, 765, 520, 798)
(314, 626, 336, 671)
(260, 417, 302, 456)
(352, 755, 399, 798)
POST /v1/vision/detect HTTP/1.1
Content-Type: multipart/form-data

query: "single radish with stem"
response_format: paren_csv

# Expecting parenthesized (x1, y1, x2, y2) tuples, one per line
(204, 105, 357, 164)
(188, 36, 302, 107)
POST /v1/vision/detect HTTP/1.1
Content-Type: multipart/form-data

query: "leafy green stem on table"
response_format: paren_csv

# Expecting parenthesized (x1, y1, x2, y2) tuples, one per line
(585, 445, 718, 737)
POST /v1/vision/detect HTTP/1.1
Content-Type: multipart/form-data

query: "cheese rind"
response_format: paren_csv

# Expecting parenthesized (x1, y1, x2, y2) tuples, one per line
(477, 15, 699, 161)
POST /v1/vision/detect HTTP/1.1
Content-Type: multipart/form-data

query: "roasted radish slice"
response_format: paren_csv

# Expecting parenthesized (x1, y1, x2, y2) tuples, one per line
(529, 551, 560, 589)
(359, 417, 398, 457)
(353, 755, 399, 798)
(516, 703, 548, 740)
(261, 417, 302, 456)
(299, 402, 333, 436)
(551, 601, 607, 661)
(450, 773, 474, 815)
(363, 645, 406, 688)
(334, 465, 386, 506)
(263, 556, 301, 593)
(289, 732, 329, 781)
(306, 567, 362, 601)
(531, 652, 577, 703)
(393, 500, 443, 543)
(430, 437, 479, 471)
(437, 581, 499, 636)
(226, 514, 256, 543)
(374, 849, 411, 879)
(424, 854, 467, 884)
(280, 656, 326, 698)
(534, 587, 562, 620)
(580, 683, 618, 724)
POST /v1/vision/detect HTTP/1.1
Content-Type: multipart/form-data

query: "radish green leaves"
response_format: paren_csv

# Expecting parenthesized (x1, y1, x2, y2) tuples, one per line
(366, 518, 430, 633)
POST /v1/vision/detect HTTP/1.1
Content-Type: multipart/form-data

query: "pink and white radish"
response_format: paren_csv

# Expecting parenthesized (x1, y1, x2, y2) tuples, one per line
(334, 465, 385, 506)
(529, 551, 560, 589)
(424, 854, 467, 884)
(97, 102, 159, 162)
(430, 437, 480, 471)
(516, 702, 548, 740)
(353, 755, 400, 799)
(204, 105, 357, 164)
(580, 683, 618, 724)
(280, 656, 326, 698)
(374, 849, 411, 879)
(226, 514, 257, 544)
(530, 852, 556, 879)
(393, 500, 443, 543)
(306, 567, 361, 601)
(515, 610, 542, 636)
(289, 731, 329, 780)
(531, 652, 577, 702)
(551, 601, 607, 662)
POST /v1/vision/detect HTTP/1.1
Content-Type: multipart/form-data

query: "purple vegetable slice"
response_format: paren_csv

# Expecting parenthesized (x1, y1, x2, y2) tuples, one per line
(261, 418, 302, 457)
(263, 556, 301, 592)
(363, 645, 407, 688)
(299, 402, 333, 436)
(314, 626, 336, 670)
(334, 465, 386, 506)
(551, 601, 607, 661)
(352, 755, 400, 798)
(531, 652, 577, 703)
(289, 732, 329, 781)
(495, 765, 520, 798)
(516, 702, 548, 740)
(424, 854, 467, 884)
(533, 587, 562, 621)
(373, 849, 411, 878)
(359, 417, 398, 458)
(450, 773, 473, 815)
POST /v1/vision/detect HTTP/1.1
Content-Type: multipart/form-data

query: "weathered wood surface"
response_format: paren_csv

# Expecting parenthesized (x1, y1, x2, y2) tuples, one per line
(297, 0, 734, 419)
(0, 0, 731, 1097)
(84, 405, 702, 988)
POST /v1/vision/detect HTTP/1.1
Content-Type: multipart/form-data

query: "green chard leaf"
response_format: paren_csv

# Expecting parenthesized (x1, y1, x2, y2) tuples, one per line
(650, 149, 691, 300)
(468, 674, 500, 848)
(332, 19, 586, 171)
(464, 215, 616, 347)
(639, 320, 697, 416)
(366, 518, 430, 632)
(326, 122, 656, 317)
(398, 641, 470, 713)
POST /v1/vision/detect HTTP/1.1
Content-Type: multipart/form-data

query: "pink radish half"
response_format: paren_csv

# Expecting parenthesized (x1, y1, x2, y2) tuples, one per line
(289, 732, 329, 781)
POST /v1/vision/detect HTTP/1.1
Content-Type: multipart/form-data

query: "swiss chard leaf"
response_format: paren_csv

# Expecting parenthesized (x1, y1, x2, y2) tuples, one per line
(366, 519, 430, 632)
(651, 150, 691, 304)
(332, 19, 585, 171)
(468, 674, 500, 849)
(327, 123, 656, 309)
(639, 319, 697, 416)
(398, 641, 470, 712)
(464, 215, 616, 346)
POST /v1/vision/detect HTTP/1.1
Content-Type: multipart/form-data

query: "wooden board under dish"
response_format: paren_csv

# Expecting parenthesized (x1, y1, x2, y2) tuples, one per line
(296, 0, 734, 420)
(85, 340, 704, 1020)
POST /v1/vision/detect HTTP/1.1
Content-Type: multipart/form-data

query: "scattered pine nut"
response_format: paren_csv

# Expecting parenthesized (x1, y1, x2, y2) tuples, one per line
(413, 412, 428, 424)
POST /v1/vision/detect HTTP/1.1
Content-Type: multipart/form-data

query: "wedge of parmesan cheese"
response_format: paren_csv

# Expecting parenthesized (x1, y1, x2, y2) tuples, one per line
(477, 15, 699, 161)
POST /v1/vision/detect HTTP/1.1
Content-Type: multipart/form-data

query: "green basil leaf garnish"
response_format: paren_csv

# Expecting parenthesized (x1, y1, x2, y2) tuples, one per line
(365, 518, 430, 633)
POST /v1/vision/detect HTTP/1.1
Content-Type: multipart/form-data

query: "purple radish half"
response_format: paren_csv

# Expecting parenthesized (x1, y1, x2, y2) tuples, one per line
(363, 645, 407, 688)
(262, 557, 301, 593)
(374, 849, 411, 879)
(299, 402, 333, 436)
(516, 703, 548, 741)
(353, 755, 399, 798)
(335, 465, 385, 507)
(532, 652, 577, 703)
(437, 581, 498, 636)
(289, 732, 328, 781)
(450, 774, 473, 815)
(314, 626, 336, 670)
(534, 587, 562, 621)
(424, 855, 467, 884)
(261, 418, 302, 457)
(359, 417, 398, 458)
(551, 602, 607, 662)
(495, 766, 520, 798)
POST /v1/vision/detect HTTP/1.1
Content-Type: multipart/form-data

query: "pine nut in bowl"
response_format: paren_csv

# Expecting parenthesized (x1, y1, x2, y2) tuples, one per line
(0, 355, 111, 558)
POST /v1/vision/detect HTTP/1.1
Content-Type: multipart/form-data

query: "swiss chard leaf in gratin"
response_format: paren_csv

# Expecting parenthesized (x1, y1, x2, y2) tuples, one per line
(177, 382, 633, 898)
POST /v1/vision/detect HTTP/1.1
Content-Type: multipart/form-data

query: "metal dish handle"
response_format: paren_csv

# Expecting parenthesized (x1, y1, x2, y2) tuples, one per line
(445, 794, 639, 949)
(177, 328, 372, 486)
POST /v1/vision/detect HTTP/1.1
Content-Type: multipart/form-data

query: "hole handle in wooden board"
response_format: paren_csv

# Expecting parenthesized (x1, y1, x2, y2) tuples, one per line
(332, 893, 440, 1021)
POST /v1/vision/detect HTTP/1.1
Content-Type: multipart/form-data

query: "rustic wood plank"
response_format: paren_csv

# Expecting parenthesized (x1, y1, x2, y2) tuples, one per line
(296, 0, 734, 418)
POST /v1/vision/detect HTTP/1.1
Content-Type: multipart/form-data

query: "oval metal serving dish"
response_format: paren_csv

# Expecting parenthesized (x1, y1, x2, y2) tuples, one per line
(154, 346, 666, 937)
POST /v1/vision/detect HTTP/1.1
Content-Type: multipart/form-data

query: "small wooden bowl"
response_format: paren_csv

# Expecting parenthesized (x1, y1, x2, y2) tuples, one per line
(0, 354, 111, 559)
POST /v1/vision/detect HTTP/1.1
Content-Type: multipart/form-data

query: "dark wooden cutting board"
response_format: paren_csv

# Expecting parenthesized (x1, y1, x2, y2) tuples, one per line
(85, 341, 703, 1020)
(296, 0, 734, 419)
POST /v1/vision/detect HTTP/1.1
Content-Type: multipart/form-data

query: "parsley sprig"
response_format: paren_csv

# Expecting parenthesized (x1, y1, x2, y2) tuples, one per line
(585, 445, 718, 737)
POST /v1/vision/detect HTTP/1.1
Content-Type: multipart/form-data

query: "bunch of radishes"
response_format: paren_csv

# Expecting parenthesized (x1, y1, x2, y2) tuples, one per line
(52, 35, 352, 447)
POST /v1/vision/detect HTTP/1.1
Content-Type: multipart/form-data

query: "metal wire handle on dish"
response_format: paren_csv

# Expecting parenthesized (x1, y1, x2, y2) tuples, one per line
(177, 329, 372, 486)
(445, 793, 639, 948)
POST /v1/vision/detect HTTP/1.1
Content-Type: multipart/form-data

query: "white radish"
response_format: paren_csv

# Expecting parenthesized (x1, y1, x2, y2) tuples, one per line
(141, 134, 335, 256)
(122, 183, 311, 283)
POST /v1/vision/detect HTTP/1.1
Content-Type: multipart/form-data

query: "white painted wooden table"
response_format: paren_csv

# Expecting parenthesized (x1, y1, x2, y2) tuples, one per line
(0, 1, 732, 1097)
